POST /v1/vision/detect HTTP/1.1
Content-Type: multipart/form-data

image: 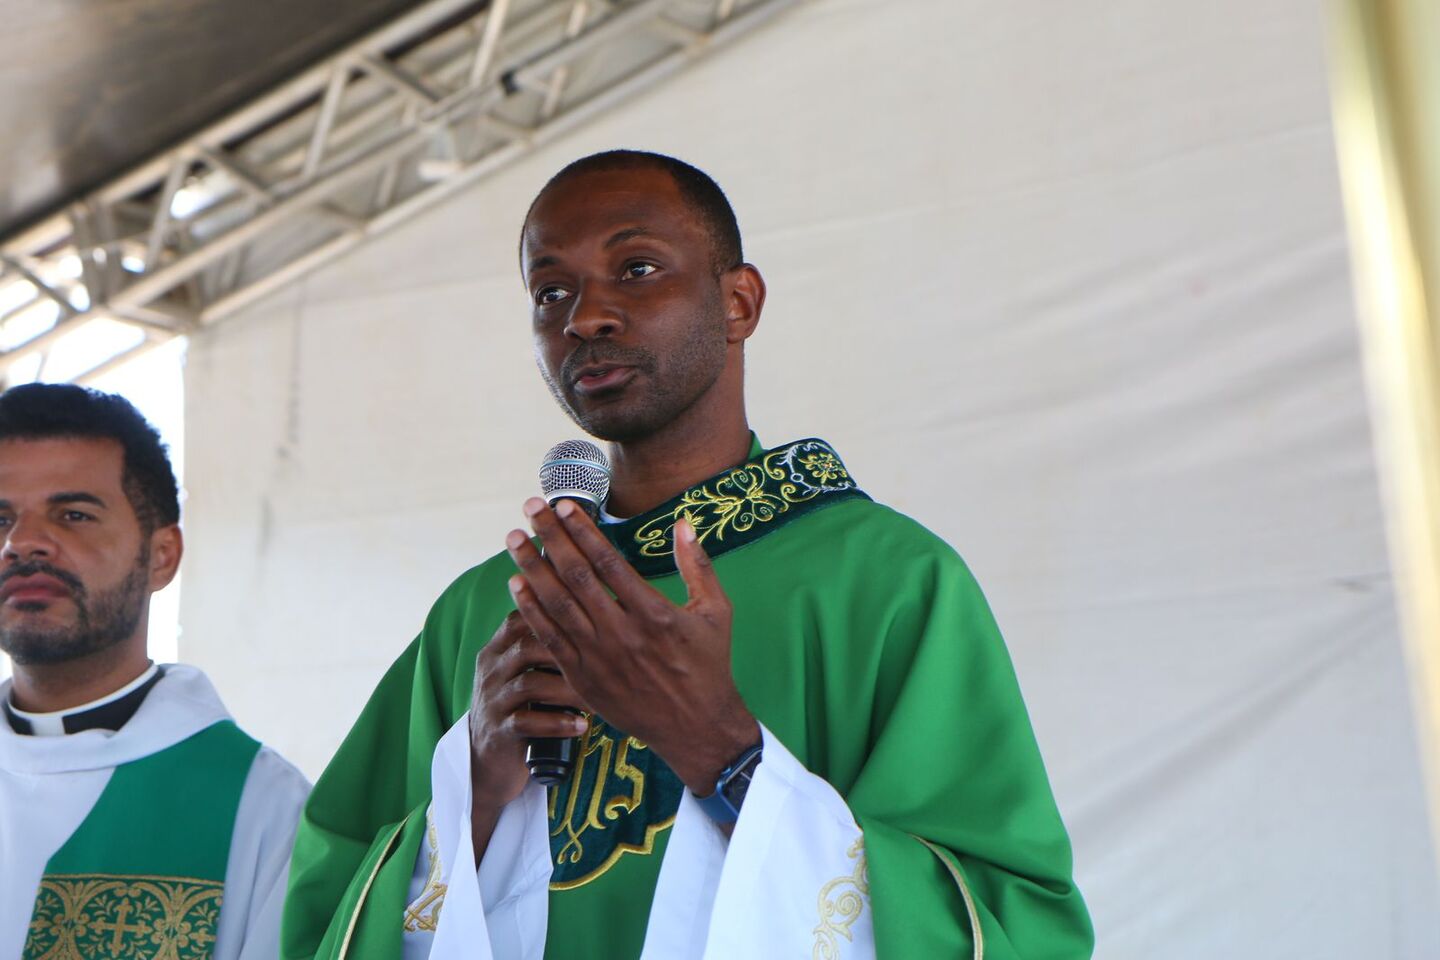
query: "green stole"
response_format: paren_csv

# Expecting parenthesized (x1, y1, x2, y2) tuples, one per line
(284, 437, 1092, 959)
(24, 720, 261, 960)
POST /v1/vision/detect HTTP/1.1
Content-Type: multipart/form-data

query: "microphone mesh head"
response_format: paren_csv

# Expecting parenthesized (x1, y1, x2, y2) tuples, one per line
(540, 439, 612, 512)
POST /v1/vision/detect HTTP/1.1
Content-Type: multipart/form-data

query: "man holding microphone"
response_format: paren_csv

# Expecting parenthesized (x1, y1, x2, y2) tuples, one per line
(284, 151, 1091, 959)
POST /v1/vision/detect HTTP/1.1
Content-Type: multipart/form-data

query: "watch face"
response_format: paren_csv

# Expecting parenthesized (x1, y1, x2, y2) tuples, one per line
(721, 750, 762, 813)
(722, 773, 750, 811)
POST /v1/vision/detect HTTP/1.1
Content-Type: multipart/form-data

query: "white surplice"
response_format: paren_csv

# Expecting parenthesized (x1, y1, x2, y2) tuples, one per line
(0, 664, 310, 960)
(406, 714, 875, 959)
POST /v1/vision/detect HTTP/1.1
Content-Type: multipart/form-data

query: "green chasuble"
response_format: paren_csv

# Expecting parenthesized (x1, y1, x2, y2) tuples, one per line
(24, 720, 260, 960)
(283, 438, 1093, 959)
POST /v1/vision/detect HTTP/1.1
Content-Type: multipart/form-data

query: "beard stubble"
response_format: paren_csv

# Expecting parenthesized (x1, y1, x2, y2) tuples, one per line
(0, 549, 150, 666)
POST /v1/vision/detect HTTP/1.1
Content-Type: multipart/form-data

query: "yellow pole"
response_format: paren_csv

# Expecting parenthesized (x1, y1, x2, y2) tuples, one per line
(1328, 0, 1440, 861)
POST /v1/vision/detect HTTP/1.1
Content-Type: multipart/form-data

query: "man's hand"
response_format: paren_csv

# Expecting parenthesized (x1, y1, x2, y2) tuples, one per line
(468, 611, 588, 858)
(505, 497, 761, 796)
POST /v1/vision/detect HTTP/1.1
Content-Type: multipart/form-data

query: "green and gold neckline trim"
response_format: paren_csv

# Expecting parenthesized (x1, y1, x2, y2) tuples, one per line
(603, 438, 867, 578)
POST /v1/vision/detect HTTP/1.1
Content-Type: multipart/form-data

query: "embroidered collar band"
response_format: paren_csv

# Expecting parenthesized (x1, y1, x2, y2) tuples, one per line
(601, 437, 868, 578)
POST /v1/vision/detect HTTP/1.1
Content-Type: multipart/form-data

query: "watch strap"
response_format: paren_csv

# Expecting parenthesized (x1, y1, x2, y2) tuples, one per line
(695, 741, 763, 825)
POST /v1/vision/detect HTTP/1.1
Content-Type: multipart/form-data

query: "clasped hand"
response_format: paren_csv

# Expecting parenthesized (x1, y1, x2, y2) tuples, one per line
(468, 496, 759, 826)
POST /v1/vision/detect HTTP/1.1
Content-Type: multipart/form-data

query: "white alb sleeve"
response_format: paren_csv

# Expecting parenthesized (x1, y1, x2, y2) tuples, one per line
(641, 723, 875, 959)
(416, 713, 552, 960)
(218, 747, 312, 960)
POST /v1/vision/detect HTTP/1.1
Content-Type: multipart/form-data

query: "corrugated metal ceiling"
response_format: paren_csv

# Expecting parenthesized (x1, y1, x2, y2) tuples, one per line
(0, 0, 444, 238)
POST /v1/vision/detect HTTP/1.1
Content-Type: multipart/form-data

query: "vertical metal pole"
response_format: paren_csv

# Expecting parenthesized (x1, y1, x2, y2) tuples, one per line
(172, 222, 206, 310)
(68, 204, 103, 310)
(540, 2, 591, 119)
(92, 199, 123, 304)
(1328, 0, 1440, 868)
(146, 154, 191, 272)
(468, 0, 513, 88)
(303, 62, 352, 182)
(372, 102, 417, 212)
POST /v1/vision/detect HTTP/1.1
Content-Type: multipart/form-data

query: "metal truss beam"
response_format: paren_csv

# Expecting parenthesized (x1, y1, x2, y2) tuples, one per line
(0, 0, 800, 385)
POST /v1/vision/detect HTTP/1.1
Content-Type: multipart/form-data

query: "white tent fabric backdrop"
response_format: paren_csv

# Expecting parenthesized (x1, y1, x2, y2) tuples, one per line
(178, 0, 1438, 955)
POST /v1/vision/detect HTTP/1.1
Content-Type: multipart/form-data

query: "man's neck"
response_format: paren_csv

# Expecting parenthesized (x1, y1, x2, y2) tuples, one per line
(9, 640, 153, 714)
(605, 417, 752, 519)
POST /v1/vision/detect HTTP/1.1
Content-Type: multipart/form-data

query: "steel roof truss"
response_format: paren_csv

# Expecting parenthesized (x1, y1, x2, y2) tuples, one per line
(0, 0, 798, 384)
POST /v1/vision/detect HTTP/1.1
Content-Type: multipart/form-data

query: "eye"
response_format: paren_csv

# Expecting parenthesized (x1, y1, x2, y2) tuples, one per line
(62, 510, 96, 523)
(622, 261, 657, 280)
(535, 285, 572, 306)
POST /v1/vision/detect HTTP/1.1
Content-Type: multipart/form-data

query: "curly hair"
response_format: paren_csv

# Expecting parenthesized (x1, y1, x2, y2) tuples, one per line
(0, 383, 179, 532)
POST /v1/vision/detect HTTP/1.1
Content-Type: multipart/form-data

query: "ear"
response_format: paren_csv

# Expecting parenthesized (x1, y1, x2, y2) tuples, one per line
(147, 524, 183, 593)
(722, 263, 766, 344)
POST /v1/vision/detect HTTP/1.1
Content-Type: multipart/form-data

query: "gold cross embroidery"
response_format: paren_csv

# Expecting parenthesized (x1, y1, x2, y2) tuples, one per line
(94, 898, 149, 953)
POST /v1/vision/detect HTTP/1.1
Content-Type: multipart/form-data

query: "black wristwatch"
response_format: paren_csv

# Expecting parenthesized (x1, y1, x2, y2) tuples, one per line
(695, 741, 763, 825)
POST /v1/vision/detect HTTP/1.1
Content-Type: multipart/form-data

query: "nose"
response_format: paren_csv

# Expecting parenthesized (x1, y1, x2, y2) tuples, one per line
(564, 282, 624, 341)
(3, 514, 57, 564)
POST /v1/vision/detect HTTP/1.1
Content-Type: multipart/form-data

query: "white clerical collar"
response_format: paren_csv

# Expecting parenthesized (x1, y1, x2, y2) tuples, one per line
(598, 505, 626, 525)
(6, 663, 161, 737)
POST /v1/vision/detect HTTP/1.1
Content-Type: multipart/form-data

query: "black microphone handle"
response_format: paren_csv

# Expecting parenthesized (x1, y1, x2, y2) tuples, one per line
(524, 695, 580, 785)
(524, 493, 599, 786)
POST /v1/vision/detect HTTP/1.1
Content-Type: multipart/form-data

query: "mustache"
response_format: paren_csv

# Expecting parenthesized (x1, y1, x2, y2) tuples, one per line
(0, 561, 85, 597)
(561, 344, 657, 385)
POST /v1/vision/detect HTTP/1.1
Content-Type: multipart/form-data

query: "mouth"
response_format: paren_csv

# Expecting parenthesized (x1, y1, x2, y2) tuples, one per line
(0, 573, 73, 606)
(570, 364, 637, 396)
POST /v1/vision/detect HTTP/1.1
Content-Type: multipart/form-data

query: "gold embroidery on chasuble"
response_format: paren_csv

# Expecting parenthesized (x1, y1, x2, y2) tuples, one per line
(632, 440, 858, 562)
(403, 806, 448, 933)
(24, 874, 223, 960)
(812, 838, 870, 960)
(547, 718, 683, 891)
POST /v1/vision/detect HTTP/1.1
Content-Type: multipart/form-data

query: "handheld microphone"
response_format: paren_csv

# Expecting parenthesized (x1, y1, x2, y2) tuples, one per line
(525, 439, 612, 785)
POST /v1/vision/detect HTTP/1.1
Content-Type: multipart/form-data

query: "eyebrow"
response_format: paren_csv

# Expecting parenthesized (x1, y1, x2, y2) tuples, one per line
(50, 492, 108, 509)
(604, 226, 653, 249)
(525, 227, 659, 276)
(0, 492, 108, 513)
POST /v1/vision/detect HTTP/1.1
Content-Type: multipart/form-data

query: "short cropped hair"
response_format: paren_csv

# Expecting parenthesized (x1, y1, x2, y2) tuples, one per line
(524, 150, 743, 274)
(0, 383, 179, 532)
